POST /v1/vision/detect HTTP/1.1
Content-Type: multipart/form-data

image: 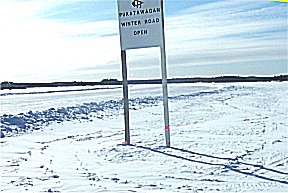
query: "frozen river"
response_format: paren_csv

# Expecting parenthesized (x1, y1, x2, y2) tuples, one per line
(1, 82, 287, 192)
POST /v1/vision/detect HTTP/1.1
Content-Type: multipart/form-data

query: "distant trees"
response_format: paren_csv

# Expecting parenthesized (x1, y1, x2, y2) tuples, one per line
(100, 79, 119, 84)
(1, 81, 14, 85)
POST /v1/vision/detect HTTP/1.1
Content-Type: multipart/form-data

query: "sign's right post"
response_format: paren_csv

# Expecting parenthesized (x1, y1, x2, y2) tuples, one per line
(160, 0, 170, 147)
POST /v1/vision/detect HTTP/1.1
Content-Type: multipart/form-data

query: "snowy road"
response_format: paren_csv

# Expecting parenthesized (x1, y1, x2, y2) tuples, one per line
(1, 82, 287, 192)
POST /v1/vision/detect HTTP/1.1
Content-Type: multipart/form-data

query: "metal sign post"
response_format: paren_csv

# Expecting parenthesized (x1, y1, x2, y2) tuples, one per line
(160, 0, 170, 147)
(117, 0, 170, 146)
(121, 50, 130, 144)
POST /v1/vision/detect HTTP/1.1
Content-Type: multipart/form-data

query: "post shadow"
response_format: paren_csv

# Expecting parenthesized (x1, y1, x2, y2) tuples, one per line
(170, 147, 288, 176)
(126, 144, 288, 185)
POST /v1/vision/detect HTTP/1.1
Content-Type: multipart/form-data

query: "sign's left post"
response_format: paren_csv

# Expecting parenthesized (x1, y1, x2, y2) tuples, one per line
(121, 50, 130, 145)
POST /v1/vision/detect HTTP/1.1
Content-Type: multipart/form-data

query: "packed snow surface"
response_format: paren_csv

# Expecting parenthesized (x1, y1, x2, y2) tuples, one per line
(0, 82, 287, 193)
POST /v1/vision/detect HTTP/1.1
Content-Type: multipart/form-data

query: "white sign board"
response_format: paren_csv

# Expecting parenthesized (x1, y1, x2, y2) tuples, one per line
(117, 0, 164, 50)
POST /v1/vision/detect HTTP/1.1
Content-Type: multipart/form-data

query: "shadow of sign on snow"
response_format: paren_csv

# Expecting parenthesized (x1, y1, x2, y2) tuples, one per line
(170, 147, 288, 176)
(129, 145, 288, 185)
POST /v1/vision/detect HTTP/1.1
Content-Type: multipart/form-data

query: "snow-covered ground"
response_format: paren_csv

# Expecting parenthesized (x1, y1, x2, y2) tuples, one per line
(0, 82, 287, 193)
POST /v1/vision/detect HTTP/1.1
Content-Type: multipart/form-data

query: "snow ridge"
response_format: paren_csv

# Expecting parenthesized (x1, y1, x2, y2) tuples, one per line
(0, 86, 232, 137)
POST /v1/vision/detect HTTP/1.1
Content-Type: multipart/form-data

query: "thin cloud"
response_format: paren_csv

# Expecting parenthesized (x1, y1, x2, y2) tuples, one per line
(163, 0, 287, 77)
(0, 0, 287, 82)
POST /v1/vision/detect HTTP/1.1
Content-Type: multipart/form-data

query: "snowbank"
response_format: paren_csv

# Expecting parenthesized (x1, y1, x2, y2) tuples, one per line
(0, 84, 222, 137)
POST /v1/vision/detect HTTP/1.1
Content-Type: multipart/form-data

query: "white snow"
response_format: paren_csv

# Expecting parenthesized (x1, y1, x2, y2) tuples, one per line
(0, 82, 287, 192)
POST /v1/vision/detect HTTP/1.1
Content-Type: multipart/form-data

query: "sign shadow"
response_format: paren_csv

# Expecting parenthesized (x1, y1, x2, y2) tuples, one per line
(128, 144, 288, 185)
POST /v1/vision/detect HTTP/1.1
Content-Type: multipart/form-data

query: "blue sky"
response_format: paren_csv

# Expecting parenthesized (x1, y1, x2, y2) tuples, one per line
(0, 0, 287, 82)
